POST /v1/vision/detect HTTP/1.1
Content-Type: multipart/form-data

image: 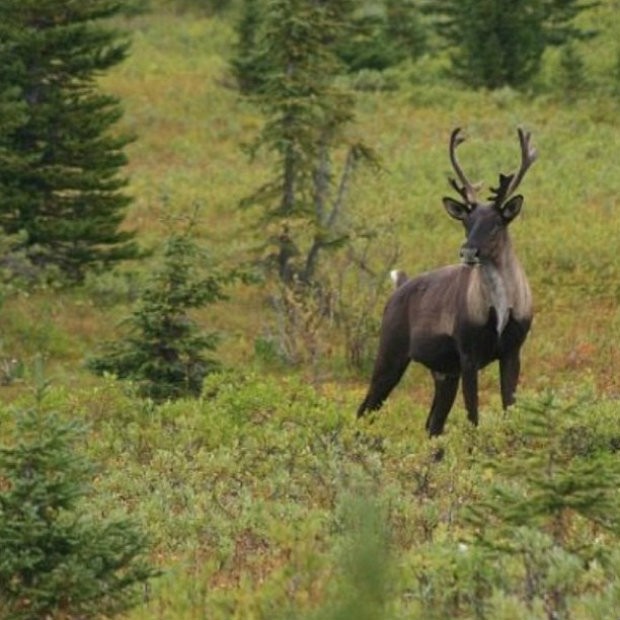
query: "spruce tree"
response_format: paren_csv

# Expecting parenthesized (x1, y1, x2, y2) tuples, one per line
(242, 0, 376, 286)
(88, 225, 231, 401)
(0, 384, 156, 619)
(426, 0, 597, 90)
(0, 0, 139, 283)
(464, 393, 620, 615)
(232, 0, 270, 95)
(336, 0, 427, 73)
(237, 1, 401, 369)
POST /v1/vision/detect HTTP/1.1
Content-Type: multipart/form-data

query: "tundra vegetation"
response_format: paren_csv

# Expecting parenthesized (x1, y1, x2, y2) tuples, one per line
(1, 0, 620, 618)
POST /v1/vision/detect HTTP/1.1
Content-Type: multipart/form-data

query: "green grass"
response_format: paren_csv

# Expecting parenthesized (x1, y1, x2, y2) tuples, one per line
(2, 3, 620, 618)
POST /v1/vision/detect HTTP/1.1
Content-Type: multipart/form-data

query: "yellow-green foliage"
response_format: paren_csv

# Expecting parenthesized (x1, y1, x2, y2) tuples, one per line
(2, 2, 620, 618)
(10, 373, 619, 619)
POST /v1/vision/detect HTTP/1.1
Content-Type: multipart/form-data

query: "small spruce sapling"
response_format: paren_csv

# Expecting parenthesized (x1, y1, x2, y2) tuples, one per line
(0, 379, 156, 619)
(88, 224, 232, 401)
(464, 392, 620, 616)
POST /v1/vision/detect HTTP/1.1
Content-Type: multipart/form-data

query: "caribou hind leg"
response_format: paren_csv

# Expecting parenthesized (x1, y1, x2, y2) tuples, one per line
(357, 354, 410, 418)
(425, 372, 460, 436)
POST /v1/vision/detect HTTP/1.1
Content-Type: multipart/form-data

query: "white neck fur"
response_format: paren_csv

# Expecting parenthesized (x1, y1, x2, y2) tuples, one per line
(480, 263, 509, 334)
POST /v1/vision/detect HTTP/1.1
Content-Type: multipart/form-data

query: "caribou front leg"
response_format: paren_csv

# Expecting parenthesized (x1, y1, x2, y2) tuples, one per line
(460, 355, 479, 426)
(499, 348, 521, 410)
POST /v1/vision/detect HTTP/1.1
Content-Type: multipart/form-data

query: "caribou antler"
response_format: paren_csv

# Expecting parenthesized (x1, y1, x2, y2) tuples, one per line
(489, 127, 537, 208)
(448, 127, 482, 206)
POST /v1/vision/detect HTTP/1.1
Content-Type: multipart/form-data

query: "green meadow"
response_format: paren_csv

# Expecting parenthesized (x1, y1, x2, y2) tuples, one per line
(3, 2, 620, 618)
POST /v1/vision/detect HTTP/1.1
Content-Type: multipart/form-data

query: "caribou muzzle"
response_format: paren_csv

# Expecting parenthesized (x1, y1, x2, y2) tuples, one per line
(460, 245, 480, 265)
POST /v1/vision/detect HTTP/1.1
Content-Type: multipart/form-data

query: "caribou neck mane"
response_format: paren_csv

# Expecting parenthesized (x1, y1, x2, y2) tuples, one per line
(477, 234, 531, 335)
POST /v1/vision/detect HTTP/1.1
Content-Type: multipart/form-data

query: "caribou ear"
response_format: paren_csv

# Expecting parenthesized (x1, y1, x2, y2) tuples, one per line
(501, 194, 523, 223)
(443, 197, 470, 221)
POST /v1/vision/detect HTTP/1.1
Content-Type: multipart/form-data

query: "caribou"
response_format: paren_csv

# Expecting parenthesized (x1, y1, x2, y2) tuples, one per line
(357, 127, 537, 435)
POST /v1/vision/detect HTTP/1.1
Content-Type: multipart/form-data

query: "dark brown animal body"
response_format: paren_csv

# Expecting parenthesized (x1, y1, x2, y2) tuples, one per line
(358, 128, 537, 435)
